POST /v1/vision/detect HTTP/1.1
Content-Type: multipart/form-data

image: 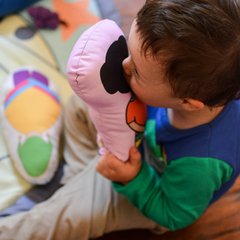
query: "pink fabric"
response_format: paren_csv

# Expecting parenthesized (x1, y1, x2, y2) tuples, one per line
(67, 19, 146, 161)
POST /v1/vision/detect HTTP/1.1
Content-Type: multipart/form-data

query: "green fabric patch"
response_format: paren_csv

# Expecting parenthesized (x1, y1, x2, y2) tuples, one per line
(145, 120, 162, 157)
(18, 136, 52, 177)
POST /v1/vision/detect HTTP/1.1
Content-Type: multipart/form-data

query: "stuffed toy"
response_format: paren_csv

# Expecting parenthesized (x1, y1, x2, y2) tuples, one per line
(67, 19, 147, 161)
(0, 67, 63, 184)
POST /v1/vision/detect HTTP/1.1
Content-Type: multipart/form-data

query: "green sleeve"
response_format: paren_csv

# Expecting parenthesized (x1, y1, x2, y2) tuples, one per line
(113, 157, 233, 231)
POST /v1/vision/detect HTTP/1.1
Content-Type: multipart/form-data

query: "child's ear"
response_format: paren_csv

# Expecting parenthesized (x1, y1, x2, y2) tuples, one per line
(181, 98, 205, 111)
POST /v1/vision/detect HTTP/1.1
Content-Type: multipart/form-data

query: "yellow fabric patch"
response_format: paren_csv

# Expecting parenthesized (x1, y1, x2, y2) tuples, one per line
(5, 88, 61, 134)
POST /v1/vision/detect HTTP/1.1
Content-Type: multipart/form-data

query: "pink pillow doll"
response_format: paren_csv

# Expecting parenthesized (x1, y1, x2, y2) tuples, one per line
(67, 19, 147, 161)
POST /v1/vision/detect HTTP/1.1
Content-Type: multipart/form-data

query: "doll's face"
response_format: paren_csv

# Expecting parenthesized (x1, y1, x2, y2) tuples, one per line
(122, 20, 181, 109)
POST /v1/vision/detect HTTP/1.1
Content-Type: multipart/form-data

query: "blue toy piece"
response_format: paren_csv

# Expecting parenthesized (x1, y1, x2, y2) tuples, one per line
(0, 0, 40, 17)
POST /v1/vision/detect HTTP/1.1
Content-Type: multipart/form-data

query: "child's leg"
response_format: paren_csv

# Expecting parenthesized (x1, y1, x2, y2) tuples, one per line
(62, 94, 98, 183)
(0, 159, 163, 240)
(0, 94, 166, 239)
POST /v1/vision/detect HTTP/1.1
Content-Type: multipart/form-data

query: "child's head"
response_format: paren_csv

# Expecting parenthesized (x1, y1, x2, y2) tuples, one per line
(123, 0, 240, 108)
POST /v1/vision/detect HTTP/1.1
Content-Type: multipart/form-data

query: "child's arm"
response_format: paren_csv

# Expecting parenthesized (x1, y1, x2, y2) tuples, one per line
(97, 146, 142, 184)
(97, 148, 233, 231)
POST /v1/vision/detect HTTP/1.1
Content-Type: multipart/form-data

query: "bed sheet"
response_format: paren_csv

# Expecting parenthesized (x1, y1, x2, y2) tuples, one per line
(0, 0, 120, 214)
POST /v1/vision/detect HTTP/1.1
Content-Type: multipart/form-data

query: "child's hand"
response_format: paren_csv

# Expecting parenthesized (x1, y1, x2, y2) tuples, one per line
(96, 147, 142, 184)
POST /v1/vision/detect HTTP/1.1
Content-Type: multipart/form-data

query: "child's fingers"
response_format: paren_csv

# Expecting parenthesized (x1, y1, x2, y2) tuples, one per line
(96, 153, 119, 173)
(129, 147, 141, 165)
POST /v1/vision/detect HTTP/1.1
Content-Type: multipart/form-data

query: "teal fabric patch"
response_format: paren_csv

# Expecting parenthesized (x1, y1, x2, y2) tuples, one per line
(145, 120, 161, 157)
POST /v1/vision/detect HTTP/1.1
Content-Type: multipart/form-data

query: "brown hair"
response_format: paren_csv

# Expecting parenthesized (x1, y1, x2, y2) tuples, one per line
(136, 0, 240, 107)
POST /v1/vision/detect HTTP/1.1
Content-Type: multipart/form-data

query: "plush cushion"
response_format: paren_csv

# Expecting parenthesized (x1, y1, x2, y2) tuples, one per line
(0, 67, 62, 184)
(67, 19, 147, 161)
